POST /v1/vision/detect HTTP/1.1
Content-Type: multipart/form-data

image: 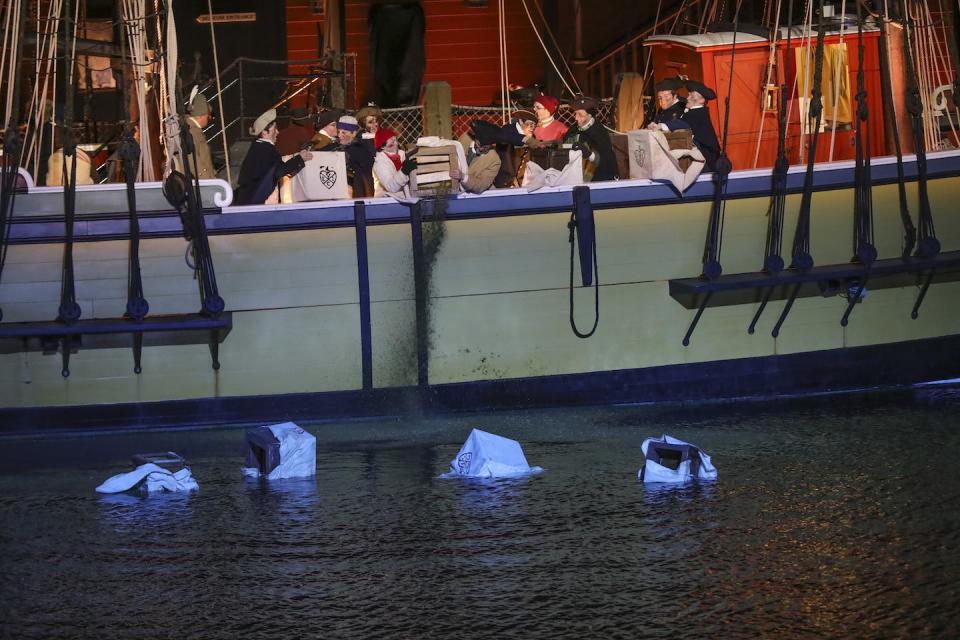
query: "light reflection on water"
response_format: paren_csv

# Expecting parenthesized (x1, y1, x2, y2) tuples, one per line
(1, 386, 959, 638)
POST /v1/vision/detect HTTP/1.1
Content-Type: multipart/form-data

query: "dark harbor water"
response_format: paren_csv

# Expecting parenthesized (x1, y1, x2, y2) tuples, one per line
(2, 386, 960, 639)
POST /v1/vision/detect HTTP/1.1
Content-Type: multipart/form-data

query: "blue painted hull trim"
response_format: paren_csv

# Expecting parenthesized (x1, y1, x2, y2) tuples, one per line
(2, 333, 958, 435)
(10, 152, 960, 244)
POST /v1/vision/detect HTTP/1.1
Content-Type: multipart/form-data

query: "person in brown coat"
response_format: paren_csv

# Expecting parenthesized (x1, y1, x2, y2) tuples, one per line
(184, 88, 216, 179)
(276, 107, 316, 156)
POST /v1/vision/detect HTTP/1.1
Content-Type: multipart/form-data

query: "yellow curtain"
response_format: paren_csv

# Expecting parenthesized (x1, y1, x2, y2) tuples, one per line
(794, 44, 852, 126)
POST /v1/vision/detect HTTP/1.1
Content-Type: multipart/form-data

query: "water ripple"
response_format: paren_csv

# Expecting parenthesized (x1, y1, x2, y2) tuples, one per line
(1, 388, 959, 637)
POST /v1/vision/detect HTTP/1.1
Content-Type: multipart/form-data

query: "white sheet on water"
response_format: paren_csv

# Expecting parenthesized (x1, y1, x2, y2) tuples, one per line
(242, 421, 317, 480)
(639, 434, 717, 483)
(441, 428, 543, 478)
(96, 463, 199, 494)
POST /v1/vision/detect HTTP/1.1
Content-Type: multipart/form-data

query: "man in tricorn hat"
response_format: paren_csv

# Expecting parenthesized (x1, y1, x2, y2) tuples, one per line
(649, 79, 722, 172)
(276, 106, 316, 156)
(679, 80, 721, 171)
(310, 110, 343, 151)
(649, 77, 686, 126)
(185, 86, 216, 179)
(457, 120, 502, 194)
(564, 95, 618, 182)
(235, 108, 313, 205)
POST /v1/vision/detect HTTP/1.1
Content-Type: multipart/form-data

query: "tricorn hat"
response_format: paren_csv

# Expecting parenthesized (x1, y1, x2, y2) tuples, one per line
(290, 106, 311, 124)
(316, 109, 342, 129)
(499, 122, 526, 147)
(469, 119, 502, 147)
(684, 80, 717, 100)
(654, 77, 685, 92)
(569, 95, 600, 112)
(511, 108, 537, 123)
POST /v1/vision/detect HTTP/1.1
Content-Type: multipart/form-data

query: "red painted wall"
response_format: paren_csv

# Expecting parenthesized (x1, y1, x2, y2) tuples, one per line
(287, 0, 545, 107)
(649, 32, 886, 171)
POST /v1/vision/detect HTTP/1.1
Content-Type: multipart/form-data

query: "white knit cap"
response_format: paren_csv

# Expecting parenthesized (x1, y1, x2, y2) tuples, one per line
(337, 115, 359, 131)
(250, 108, 277, 136)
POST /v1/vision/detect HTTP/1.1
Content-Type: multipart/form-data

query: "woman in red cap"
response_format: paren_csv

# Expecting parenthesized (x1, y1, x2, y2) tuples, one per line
(372, 128, 419, 199)
(532, 95, 568, 142)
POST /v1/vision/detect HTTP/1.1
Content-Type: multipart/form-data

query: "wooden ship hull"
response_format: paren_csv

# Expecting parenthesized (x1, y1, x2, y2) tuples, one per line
(2, 150, 958, 430)
(1, 1, 959, 430)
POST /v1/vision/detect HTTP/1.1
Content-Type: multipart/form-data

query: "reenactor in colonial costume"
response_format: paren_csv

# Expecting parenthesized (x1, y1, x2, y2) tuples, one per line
(235, 109, 313, 205)
(564, 96, 619, 182)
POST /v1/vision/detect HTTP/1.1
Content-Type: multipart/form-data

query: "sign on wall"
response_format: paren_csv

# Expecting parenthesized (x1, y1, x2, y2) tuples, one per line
(196, 13, 257, 24)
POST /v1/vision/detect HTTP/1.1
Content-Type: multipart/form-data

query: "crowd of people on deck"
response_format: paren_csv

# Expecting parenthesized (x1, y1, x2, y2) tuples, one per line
(12, 75, 719, 200)
(166, 76, 724, 206)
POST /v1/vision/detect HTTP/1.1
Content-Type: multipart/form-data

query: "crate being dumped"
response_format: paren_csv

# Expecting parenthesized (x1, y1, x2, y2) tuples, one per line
(410, 145, 461, 197)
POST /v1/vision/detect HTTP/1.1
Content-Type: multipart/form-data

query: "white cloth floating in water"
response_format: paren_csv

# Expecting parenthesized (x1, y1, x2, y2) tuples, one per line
(96, 463, 199, 494)
(442, 428, 543, 478)
(241, 421, 316, 480)
(639, 434, 717, 484)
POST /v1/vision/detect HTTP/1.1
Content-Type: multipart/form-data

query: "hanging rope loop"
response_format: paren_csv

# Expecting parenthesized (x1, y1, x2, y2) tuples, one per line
(567, 210, 600, 340)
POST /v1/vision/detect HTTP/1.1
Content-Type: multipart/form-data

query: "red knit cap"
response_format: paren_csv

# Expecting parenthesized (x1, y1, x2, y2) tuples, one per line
(374, 127, 398, 151)
(534, 95, 559, 115)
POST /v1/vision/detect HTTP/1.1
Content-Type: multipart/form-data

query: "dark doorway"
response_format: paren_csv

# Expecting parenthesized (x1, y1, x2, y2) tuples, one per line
(368, 2, 426, 107)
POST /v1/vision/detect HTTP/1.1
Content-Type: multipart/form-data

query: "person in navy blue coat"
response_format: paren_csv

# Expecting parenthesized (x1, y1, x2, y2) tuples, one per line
(235, 109, 313, 206)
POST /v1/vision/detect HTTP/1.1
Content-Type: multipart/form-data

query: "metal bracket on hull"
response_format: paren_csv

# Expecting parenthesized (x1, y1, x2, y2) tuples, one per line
(668, 251, 960, 342)
(0, 313, 232, 377)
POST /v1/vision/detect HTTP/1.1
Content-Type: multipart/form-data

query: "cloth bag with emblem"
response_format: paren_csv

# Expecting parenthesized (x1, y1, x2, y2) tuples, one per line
(291, 151, 349, 201)
(440, 428, 543, 479)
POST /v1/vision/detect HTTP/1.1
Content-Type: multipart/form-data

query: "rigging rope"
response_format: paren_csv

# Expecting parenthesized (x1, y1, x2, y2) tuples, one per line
(751, 0, 782, 168)
(121, 0, 156, 181)
(900, 0, 940, 258)
(700, 0, 743, 280)
(120, 1, 148, 324)
(921, 0, 960, 144)
(878, 0, 917, 257)
(526, 0, 582, 94)
(827, 0, 848, 161)
(852, 0, 877, 265)
(206, 0, 231, 184)
(0, 0, 29, 323)
(163, 0, 181, 179)
(762, 0, 793, 275)
(790, 0, 829, 271)
(57, 0, 81, 327)
(519, 0, 581, 97)
(498, 0, 510, 123)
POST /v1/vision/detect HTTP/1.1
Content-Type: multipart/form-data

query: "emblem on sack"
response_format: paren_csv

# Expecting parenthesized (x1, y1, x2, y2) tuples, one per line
(318, 165, 338, 189)
(457, 452, 472, 473)
(634, 148, 646, 168)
